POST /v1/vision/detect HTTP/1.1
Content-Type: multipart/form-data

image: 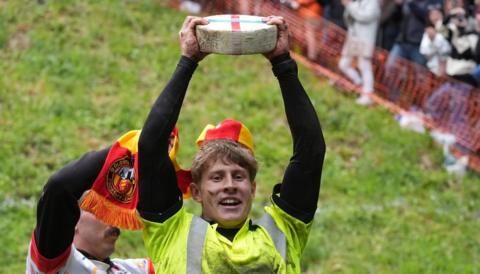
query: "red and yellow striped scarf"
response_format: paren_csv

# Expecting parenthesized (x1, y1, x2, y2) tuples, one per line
(80, 129, 191, 230)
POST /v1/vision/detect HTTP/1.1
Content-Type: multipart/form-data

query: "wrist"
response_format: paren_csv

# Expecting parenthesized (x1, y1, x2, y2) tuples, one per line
(270, 52, 291, 66)
(181, 55, 199, 64)
(179, 55, 199, 71)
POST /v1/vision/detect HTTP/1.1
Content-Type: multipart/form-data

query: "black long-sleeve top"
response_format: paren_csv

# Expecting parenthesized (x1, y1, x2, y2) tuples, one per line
(35, 147, 110, 258)
(137, 54, 326, 225)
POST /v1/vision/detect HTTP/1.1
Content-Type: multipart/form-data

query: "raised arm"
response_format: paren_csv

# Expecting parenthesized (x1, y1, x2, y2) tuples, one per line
(34, 148, 109, 258)
(264, 16, 326, 223)
(137, 16, 208, 221)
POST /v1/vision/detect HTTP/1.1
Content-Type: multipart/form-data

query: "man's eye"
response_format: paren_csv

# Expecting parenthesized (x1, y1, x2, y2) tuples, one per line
(211, 175, 222, 182)
(234, 174, 245, 180)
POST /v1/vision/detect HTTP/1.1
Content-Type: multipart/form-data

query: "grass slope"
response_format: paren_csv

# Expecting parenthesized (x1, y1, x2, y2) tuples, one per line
(0, 1, 479, 273)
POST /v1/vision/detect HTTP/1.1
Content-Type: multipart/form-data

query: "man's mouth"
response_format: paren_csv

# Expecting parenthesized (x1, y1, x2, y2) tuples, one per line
(219, 198, 241, 207)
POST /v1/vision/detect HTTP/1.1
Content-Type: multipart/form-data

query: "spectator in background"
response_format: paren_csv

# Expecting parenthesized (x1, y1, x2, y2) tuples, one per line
(444, 6, 480, 86)
(320, 0, 347, 29)
(338, 0, 381, 105)
(377, 0, 403, 50)
(427, 3, 447, 32)
(289, 0, 323, 15)
(444, 0, 466, 14)
(385, 0, 430, 68)
(284, 0, 323, 60)
(445, 0, 478, 28)
(299, 0, 323, 60)
(420, 4, 452, 76)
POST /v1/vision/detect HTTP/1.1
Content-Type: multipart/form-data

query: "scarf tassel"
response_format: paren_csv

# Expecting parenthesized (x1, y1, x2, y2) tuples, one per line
(80, 190, 143, 230)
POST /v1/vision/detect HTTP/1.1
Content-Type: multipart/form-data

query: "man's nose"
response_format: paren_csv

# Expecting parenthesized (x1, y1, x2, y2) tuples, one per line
(223, 176, 237, 191)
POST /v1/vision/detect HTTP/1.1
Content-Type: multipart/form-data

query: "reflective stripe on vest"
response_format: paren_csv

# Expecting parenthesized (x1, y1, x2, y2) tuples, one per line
(256, 213, 287, 261)
(186, 216, 208, 274)
(185, 214, 287, 273)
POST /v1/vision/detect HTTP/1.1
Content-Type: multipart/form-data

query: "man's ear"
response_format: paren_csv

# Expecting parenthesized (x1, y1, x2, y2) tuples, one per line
(190, 182, 202, 203)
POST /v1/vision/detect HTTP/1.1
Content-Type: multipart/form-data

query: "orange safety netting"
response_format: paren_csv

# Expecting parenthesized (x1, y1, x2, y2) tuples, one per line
(166, 0, 480, 172)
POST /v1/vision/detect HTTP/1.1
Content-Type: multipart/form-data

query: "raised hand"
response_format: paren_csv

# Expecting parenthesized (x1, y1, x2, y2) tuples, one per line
(179, 16, 209, 62)
(262, 16, 290, 60)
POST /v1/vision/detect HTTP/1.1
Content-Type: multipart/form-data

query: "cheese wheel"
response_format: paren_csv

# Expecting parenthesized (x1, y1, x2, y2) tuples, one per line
(196, 15, 278, 55)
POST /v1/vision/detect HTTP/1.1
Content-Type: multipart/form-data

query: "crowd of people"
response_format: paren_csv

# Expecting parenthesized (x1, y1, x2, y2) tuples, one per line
(279, 0, 476, 173)
(284, 0, 480, 88)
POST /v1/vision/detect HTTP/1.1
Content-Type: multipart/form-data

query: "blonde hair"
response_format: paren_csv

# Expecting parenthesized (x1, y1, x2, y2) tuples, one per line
(191, 139, 258, 183)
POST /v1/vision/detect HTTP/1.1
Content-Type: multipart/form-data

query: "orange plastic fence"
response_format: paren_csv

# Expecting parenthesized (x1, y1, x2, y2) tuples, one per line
(167, 0, 480, 172)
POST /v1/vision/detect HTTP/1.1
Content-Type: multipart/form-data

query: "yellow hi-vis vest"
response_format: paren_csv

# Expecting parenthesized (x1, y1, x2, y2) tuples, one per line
(142, 198, 313, 274)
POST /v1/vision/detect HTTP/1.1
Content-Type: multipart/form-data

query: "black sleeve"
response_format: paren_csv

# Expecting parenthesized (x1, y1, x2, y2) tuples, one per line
(270, 53, 326, 223)
(137, 56, 198, 222)
(34, 147, 109, 258)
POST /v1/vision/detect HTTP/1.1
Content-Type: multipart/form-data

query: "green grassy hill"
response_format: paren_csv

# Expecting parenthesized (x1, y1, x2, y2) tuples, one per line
(0, 1, 479, 273)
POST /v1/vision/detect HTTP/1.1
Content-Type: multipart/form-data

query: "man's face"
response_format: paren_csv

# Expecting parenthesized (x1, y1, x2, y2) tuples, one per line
(191, 158, 256, 229)
(75, 211, 120, 260)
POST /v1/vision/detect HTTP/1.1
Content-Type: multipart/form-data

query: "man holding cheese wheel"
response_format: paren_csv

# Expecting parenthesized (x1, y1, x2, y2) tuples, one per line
(137, 15, 326, 273)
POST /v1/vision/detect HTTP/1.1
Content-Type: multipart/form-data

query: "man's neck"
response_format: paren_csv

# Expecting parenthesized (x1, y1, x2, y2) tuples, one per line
(208, 219, 254, 241)
(216, 227, 240, 241)
(77, 249, 112, 266)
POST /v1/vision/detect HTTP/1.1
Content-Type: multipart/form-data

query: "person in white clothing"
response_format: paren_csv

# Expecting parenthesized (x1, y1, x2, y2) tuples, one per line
(420, 23, 451, 76)
(420, 4, 451, 76)
(338, 0, 381, 105)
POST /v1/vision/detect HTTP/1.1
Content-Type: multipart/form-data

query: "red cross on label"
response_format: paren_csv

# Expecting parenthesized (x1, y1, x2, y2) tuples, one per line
(231, 15, 240, 32)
